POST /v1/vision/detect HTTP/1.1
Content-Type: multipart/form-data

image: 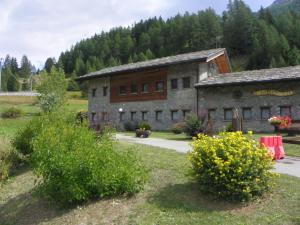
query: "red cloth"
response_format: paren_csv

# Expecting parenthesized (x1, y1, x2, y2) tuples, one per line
(260, 136, 285, 160)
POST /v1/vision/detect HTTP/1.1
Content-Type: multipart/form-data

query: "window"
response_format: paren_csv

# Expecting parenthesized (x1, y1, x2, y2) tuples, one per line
(182, 77, 191, 88)
(171, 79, 178, 90)
(131, 111, 137, 121)
(183, 110, 191, 119)
(119, 112, 125, 121)
(142, 83, 149, 93)
(261, 107, 271, 120)
(224, 108, 233, 121)
(242, 108, 252, 120)
(171, 110, 179, 121)
(91, 112, 96, 122)
(280, 106, 291, 117)
(119, 86, 127, 95)
(131, 84, 138, 94)
(103, 86, 108, 96)
(142, 111, 148, 121)
(102, 112, 108, 121)
(208, 109, 216, 120)
(155, 81, 164, 92)
(92, 88, 97, 97)
(156, 111, 163, 121)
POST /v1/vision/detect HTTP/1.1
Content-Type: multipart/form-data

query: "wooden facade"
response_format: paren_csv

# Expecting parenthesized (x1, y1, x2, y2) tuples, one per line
(213, 54, 231, 74)
(110, 68, 168, 103)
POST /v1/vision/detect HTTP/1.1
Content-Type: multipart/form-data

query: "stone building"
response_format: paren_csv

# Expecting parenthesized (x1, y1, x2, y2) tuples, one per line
(77, 48, 300, 132)
(77, 48, 231, 130)
(196, 66, 300, 132)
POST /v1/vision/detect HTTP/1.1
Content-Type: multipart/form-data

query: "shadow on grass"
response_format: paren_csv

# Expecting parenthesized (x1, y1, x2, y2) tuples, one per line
(0, 190, 67, 225)
(148, 182, 245, 213)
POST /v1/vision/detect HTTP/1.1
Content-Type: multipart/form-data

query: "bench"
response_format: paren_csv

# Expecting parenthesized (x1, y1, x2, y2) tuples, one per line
(279, 120, 300, 136)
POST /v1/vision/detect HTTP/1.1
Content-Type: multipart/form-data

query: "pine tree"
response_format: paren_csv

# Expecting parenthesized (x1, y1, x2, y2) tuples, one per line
(44, 57, 56, 73)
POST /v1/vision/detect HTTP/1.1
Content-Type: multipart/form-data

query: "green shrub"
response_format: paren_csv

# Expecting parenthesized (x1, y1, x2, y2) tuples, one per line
(31, 115, 147, 205)
(189, 132, 276, 202)
(0, 138, 20, 182)
(1, 107, 23, 119)
(184, 114, 204, 137)
(226, 123, 233, 132)
(76, 110, 88, 124)
(172, 122, 186, 134)
(139, 122, 151, 131)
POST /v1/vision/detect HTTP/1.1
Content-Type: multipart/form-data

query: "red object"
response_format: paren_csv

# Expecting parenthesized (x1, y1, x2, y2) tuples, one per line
(260, 136, 285, 160)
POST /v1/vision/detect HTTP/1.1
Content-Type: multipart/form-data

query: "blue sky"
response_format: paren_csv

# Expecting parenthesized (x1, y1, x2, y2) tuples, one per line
(0, 0, 274, 68)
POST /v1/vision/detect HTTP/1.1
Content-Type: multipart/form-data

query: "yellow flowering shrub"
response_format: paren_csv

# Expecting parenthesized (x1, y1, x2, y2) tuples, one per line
(189, 132, 277, 201)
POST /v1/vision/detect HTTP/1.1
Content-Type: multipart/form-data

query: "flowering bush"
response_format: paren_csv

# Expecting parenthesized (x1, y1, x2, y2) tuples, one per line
(189, 132, 276, 202)
(268, 116, 292, 129)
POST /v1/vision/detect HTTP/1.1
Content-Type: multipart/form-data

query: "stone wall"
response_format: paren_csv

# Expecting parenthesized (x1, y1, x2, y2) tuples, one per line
(197, 81, 300, 133)
(88, 62, 199, 130)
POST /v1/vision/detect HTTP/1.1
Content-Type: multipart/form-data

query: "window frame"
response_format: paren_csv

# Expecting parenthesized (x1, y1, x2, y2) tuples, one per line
(224, 108, 233, 121)
(92, 88, 97, 97)
(103, 86, 108, 97)
(182, 77, 191, 89)
(119, 111, 125, 122)
(142, 111, 148, 121)
(142, 83, 149, 93)
(171, 79, 178, 90)
(119, 86, 127, 95)
(260, 107, 271, 121)
(280, 106, 292, 117)
(242, 107, 252, 121)
(130, 111, 137, 121)
(155, 81, 164, 92)
(182, 109, 191, 119)
(171, 110, 179, 121)
(130, 84, 138, 94)
(155, 110, 163, 121)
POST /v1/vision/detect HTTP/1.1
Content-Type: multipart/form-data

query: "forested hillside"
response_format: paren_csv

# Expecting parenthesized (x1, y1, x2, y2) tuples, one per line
(55, 0, 300, 78)
(269, 0, 300, 14)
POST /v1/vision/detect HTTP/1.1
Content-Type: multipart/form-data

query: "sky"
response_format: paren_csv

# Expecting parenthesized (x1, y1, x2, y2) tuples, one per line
(0, 0, 274, 68)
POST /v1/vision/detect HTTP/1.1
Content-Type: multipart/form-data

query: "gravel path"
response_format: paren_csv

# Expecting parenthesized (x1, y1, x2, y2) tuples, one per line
(116, 133, 300, 178)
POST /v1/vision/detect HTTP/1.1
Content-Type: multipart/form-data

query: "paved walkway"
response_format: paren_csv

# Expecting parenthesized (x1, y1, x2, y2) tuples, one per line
(116, 134, 300, 178)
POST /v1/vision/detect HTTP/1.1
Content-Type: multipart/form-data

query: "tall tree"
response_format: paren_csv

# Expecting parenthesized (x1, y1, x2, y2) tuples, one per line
(44, 57, 56, 73)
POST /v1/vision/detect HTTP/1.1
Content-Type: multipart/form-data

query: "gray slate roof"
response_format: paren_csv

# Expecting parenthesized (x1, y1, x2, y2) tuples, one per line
(76, 48, 226, 81)
(195, 66, 300, 87)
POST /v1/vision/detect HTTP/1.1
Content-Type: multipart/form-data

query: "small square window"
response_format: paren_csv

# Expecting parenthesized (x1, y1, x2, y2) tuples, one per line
(243, 108, 252, 120)
(183, 110, 191, 119)
(208, 109, 216, 120)
(171, 79, 178, 90)
(119, 86, 127, 95)
(131, 84, 138, 94)
(280, 106, 291, 117)
(156, 111, 163, 121)
(156, 81, 164, 92)
(91, 112, 97, 122)
(261, 107, 271, 120)
(119, 112, 125, 121)
(142, 83, 149, 93)
(182, 77, 191, 88)
(142, 111, 148, 121)
(131, 111, 137, 121)
(103, 87, 108, 96)
(171, 110, 179, 121)
(92, 88, 97, 97)
(224, 108, 233, 121)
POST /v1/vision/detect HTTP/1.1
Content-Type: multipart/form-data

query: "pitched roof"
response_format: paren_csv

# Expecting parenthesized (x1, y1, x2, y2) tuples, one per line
(76, 48, 226, 81)
(195, 66, 300, 87)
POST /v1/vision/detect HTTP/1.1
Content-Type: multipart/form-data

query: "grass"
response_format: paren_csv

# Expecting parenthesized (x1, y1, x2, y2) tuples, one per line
(0, 142, 299, 225)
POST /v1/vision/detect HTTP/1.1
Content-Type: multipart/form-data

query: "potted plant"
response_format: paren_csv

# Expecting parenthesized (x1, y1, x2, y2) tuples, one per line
(268, 116, 292, 134)
(135, 122, 152, 138)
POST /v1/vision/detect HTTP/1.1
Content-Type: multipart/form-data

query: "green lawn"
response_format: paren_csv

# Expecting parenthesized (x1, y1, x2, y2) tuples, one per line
(0, 142, 299, 225)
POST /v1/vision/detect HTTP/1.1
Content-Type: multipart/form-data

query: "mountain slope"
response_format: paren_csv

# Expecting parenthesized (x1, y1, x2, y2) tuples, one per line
(269, 0, 300, 13)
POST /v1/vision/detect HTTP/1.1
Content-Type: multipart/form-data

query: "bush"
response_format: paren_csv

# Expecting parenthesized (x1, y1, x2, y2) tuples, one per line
(124, 121, 139, 131)
(226, 123, 233, 132)
(172, 122, 186, 134)
(31, 114, 147, 205)
(0, 138, 20, 182)
(76, 110, 88, 124)
(184, 114, 204, 137)
(139, 122, 151, 131)
(1, 107, 23, 119)
(189, 132, 276, 202)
